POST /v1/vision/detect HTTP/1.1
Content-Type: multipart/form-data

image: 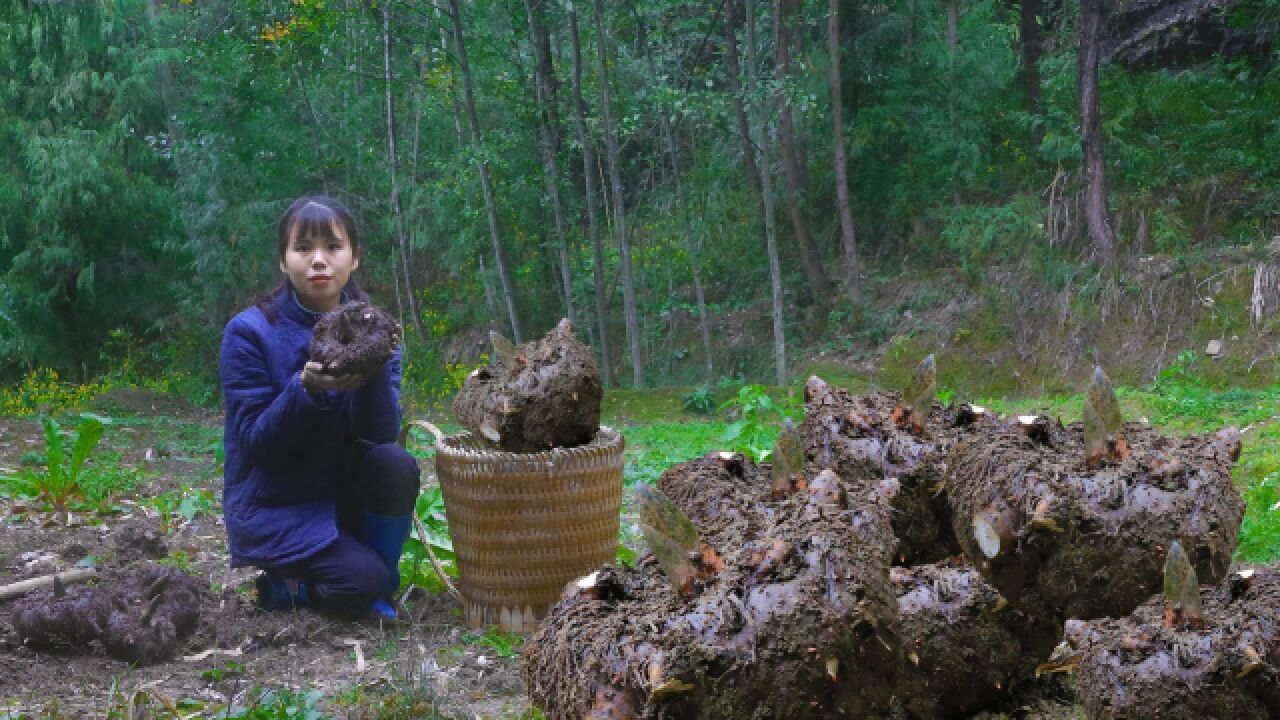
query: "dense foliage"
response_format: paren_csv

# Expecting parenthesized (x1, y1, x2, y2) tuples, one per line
(1, 0, 1278, 391)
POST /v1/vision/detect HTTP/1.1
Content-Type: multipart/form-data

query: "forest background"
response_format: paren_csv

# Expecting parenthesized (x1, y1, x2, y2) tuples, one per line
(3, 0, 1280, 410)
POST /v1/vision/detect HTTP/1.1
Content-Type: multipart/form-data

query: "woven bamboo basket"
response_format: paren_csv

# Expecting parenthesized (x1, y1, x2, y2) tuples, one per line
(434, 426, 624, 633)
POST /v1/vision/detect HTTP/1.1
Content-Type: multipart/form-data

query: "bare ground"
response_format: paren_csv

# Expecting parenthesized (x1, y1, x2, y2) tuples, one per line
(0, 390, 529, 719)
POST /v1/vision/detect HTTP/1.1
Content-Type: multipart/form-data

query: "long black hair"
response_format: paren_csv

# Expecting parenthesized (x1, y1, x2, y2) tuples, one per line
(256, 195, 368, 323)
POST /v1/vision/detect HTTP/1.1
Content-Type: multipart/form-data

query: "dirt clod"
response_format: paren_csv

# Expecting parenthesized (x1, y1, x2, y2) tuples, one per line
(113, 519, 168, 564)
(308, 301, 399, 377)
(12, 562, 203, 665)
(453, 319, 601, 452)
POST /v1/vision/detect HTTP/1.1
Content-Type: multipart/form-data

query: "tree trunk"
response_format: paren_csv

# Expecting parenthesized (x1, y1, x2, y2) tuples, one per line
(744, 0, 787, 385)
(687, 137, 716, 384)
(828, 0, 860, 302)
(449, 0, 523, 341)
(567, 5, 612, 387)
(722, 0, 763, 204)
(523, 0, 576, 328)
(773, 0, 832, 301)
(948, 0, 962, 206)
(381, 3, 427, 341)
(1079, 0, 1116, 265)
(1019, 0, 1044, 150)
(593, 0, 643, 387)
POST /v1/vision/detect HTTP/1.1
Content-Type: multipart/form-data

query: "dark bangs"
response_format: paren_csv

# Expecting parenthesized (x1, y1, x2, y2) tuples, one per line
(277, 197, 360, 257)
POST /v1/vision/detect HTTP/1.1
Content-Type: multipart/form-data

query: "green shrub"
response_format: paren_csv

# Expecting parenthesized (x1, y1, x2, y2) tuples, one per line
(719, 385, 800, 463)
(681, 384, 715, 414)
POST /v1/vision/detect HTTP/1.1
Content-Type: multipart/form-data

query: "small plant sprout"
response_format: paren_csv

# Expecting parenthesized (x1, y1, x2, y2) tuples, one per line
(1085, 366, 1129, 467)
(891, 354, 936, 434)
(490, 329, 518, 370)
(1163, 540, 1204, 630)
(770, 418, 805, 499)
(635, 483, 721, 597)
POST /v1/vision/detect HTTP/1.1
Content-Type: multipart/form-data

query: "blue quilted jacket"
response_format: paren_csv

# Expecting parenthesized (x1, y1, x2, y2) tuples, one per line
(219, 288, 401, 567)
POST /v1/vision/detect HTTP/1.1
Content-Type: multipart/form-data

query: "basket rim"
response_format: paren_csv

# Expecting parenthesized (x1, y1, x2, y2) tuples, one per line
(436, 424, 622, 462)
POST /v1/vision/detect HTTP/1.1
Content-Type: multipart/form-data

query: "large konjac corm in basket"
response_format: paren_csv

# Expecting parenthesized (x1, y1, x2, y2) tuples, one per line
(453, 319, 602, 453)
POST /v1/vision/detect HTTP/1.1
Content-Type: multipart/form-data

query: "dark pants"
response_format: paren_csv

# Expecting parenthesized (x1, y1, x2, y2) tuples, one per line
(270, 441, 420, 616)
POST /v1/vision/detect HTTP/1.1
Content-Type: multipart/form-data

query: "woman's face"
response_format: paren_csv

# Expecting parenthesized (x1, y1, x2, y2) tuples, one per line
(280, 227, 359, 313)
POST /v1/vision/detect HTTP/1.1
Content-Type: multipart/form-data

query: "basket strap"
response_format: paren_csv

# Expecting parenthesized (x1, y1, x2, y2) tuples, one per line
(412, 420, 446, 444)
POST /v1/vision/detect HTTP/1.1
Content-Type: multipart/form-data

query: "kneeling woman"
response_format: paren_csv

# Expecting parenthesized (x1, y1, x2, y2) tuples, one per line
(219, 195, 419, 618)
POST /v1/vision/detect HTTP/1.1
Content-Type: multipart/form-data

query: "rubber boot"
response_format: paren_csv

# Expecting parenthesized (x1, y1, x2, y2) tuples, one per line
(358, 510, 413, 619)
(255, 571, 309, 611)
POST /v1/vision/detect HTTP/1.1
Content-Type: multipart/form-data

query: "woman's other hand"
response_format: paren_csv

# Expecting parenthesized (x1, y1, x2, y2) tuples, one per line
(301, 361, 367, 396)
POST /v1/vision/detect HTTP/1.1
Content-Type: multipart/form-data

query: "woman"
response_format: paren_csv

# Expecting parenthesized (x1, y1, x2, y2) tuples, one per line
(219, 195, 419, 618)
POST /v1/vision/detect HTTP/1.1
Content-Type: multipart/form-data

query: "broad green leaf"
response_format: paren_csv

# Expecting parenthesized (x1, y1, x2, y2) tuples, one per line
(68, 415, 104, 486)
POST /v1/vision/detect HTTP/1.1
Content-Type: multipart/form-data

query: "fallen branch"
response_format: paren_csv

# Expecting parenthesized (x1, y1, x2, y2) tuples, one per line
(0, 567, 96, 601)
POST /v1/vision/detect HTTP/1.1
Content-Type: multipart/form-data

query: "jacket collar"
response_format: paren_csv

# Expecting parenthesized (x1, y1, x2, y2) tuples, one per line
(276, 286, 349, 326)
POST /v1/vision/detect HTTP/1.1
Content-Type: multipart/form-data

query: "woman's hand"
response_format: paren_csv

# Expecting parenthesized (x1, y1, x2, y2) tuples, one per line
(301, 361, 367, 397)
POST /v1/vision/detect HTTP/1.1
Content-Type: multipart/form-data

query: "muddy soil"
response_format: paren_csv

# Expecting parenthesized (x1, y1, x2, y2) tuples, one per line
(309, 301, 400, 378)
(453, 319, 601, 452)
(522, 452, 904, 719)
(0, 407, 530, 718)
(1066, 567, 1280, 719)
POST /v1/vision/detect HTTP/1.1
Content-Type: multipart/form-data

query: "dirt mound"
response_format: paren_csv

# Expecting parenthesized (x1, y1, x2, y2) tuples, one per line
(113, 519, 168, 565)
(12, 562, 203, 665)
(453, 319, 601, 452)
(308, 301, 399, 377)
(1067, 568, 1280, 719)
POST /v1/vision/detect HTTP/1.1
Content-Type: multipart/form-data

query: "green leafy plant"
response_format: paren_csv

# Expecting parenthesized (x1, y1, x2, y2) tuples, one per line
(681, 384, 715, 414)
(615, 543, 638, 568)
(402, 487, 457, 593)
(148, 485, 219, 532)
(221, 688, 327, 720)
(0, 414, 124, 515)
(719, 385, 799, 463)
(462, 627, 524, 658)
